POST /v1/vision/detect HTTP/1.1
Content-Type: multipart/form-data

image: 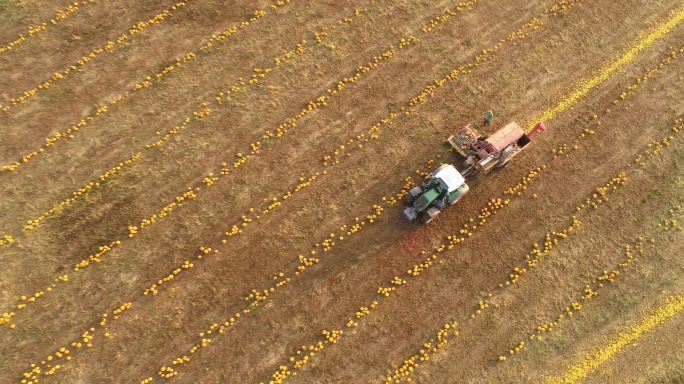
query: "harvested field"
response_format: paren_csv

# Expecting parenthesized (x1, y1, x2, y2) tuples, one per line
(1, 0, 684, 383)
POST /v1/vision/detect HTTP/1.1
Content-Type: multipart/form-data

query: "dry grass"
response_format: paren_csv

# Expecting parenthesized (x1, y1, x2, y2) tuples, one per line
(1, 0, 684, 383)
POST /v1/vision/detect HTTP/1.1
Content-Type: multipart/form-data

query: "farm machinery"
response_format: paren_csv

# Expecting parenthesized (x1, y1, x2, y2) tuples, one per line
(403, 115, 546, 224)
(402, 164, 470, 224)
(447, 121, 546, 177)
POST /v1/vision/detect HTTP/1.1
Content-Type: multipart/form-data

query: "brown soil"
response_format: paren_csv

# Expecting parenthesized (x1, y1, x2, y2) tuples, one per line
(1, 0, 684, 383)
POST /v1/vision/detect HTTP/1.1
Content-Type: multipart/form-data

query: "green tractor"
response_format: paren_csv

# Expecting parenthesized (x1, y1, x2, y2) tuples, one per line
(403, 164, 469, 224)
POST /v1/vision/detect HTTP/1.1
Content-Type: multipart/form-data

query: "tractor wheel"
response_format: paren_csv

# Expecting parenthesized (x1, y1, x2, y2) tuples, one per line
(402, 194, 414, 206)
(419, 213, 434, 224)
(420, 207, 441, 224)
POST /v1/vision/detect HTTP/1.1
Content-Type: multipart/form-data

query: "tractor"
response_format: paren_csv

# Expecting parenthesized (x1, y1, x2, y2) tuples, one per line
(402, 164, 469, 224)
(403, 112, 546, 224)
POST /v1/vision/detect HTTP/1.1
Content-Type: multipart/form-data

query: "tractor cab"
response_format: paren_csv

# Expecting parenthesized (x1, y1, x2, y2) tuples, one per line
(403, 164, 469, 224)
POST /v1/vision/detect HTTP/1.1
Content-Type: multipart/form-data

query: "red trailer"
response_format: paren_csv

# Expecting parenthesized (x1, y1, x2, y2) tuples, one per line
(447, 121, 546, 178)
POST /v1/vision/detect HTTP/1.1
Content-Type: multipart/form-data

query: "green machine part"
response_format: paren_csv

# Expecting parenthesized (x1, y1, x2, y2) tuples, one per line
(414, 188, 440, 212)
(484, 110, 494, 124)
(447, 184, 469, 205)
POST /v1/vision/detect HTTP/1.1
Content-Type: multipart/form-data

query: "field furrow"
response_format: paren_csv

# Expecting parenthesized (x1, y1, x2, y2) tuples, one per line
(2, 0, 683, 382)
(0, 0, 96, 57)
(0, 0, 294, 171)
